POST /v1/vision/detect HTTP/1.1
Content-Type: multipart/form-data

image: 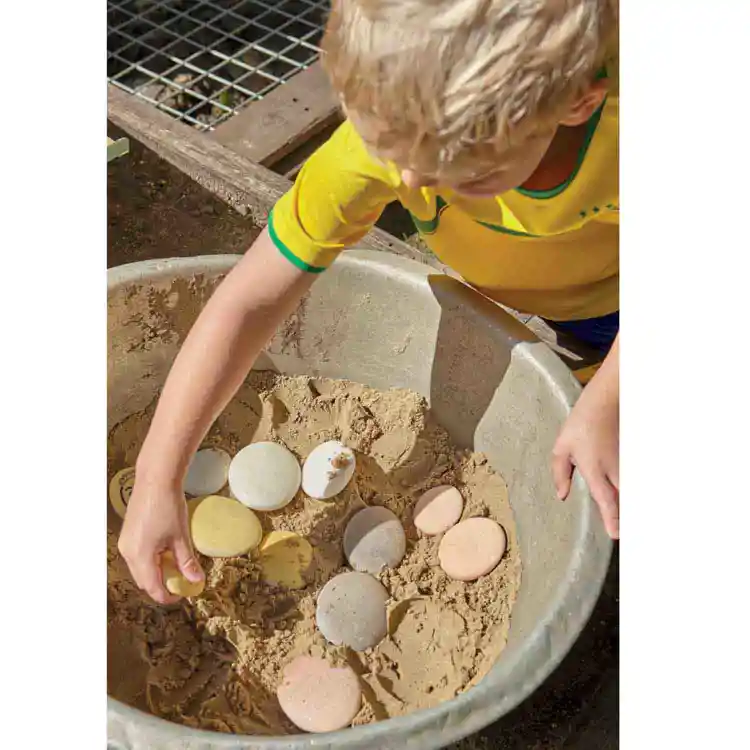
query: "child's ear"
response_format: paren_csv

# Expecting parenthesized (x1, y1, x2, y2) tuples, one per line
(559, 81, 609, 127)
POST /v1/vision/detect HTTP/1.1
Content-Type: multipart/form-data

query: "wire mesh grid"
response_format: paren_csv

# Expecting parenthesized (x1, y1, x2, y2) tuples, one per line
(107, 0, 327, 130)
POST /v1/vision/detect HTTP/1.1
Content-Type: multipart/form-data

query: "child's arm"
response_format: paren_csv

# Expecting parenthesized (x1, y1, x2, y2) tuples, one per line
(552, 334, 620, 538)
(118, 228, 316, 603)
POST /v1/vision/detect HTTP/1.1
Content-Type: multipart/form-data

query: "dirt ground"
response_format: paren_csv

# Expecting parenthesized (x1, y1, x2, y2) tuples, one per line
(108, 127, 260, 266)
(107, 135, 619, 749)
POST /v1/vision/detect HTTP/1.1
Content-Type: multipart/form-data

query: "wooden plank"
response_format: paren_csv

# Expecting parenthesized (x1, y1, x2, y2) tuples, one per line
(275, 122, 340, 181)
(210, 63, 343, 167)
(107, 84, 429, 264)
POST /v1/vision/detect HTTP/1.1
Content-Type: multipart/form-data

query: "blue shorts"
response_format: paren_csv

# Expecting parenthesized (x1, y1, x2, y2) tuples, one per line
(543, 311, 619, 354)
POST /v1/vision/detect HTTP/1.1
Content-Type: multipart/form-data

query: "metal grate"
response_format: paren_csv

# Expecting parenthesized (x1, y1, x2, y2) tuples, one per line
(107, 0, 327, 130)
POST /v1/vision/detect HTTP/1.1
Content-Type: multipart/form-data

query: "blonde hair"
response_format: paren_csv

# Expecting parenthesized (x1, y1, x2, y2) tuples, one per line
(323, 0, 618, 177)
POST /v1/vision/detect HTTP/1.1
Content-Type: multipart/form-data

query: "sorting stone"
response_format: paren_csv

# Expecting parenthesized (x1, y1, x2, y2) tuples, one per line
(161, 551, 205, 598)
(190, 494, 263, 557)
(343, 506, 406, 574)
(413, 485, 464, 535)
(109, 467, 135, 519)
(316, 572, 389, 651)
(259, 531, 313, 590)
(302, 440, 356, 500)
(228, 441, 301, 511)
(277, 655, 361, 733)
(183, 448, 231, 497)
(438, 517, 507, 581)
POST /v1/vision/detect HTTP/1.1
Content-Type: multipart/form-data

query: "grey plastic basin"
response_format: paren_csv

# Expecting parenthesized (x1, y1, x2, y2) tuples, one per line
(107, 251, 612, 750)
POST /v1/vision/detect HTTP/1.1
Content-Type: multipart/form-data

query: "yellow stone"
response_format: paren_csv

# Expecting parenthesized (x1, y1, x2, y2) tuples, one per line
(190, 495, 263, 558)
(259, 531, 313, 590)
(187, 496, 206, 523)
(109, 467, 135, 519)
(161, 551, 205, 598)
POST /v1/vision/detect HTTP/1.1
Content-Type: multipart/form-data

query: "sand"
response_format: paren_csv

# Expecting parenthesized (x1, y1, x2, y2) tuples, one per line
(107, 372, 522, 735)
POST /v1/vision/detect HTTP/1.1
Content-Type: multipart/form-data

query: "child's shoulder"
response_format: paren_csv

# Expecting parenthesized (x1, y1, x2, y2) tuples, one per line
(311, 119, 401, 187)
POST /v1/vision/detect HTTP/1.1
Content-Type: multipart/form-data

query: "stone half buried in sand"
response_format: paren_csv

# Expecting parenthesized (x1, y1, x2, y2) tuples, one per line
(316, 571, 389, 651)
(258, 531, 313, 590)
(302, 440, 356, 500)
(277, 655, 362, 733)
(109, 467, 135, 519)
(413, 485, 464, 536)
(343, 505, 407, 574)
(229, 441, 301, 511)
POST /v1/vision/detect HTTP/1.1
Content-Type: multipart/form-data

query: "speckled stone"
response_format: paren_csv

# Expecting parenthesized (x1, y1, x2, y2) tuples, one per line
(316, 572, 389, 651)
(343, 506, 406, 574)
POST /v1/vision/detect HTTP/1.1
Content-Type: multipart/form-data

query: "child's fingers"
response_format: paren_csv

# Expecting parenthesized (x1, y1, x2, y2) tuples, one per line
(580, 465, 619, 540)
(608, 461, 619, 490)
(172, 537, 205, 584)
(136, 554, 180, 605)
(551, 448, 574, 500)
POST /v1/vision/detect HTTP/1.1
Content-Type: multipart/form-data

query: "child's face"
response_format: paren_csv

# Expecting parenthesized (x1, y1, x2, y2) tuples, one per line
(400, 134, 556, 198)
(349, 82, 607, 198)
(352, 111, 556, 198)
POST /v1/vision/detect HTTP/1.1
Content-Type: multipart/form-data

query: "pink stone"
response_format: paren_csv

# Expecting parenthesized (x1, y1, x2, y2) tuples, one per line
(438, 517, 507, 582)
(277, 655, 361, 733)
(413, 485, 464, 535)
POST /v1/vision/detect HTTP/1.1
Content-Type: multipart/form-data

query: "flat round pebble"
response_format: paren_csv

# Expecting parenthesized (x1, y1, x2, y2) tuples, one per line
(190, 495, 263, 558)
(161, 551, 205, 598)
(438, 517, 507, 581)
(229, 442, 301, 511)
(316, 572, 389, 651)
(259, 531, 313, 590)
(186, 496, 206, 523)
(277, 655, 361, 733)
(183, 448, 231, 497)
(343, 506, 406, 574)
(109, 467, 135, 519)
(302, 440, 356, 500)
(413, 485, 464, 535)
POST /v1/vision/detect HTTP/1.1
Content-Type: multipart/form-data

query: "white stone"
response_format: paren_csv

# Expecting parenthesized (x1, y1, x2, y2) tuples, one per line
(183, 448, 231, 497)
(302, 441, 356, 500)
(228, 441, 301, 511)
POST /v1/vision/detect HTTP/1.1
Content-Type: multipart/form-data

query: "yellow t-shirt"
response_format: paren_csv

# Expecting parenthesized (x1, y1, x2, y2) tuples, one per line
(270, 79, 618, 322)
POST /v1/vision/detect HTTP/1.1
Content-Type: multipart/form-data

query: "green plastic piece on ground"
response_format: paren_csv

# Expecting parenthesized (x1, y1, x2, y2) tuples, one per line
(107, 137, 129, 163)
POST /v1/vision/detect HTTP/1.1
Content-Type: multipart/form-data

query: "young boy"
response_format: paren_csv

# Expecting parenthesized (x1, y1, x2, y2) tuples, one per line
(120, 0, 620, 603)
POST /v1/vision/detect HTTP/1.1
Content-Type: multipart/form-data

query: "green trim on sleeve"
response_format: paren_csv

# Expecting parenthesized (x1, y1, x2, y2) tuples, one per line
(268, 209, 327, 274)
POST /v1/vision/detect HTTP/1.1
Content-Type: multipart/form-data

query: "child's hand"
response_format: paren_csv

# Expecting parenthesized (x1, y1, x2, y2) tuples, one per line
(552, 338, 619, 539)
(118, 477, 204, 604)
(116, 230, 314, 603)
